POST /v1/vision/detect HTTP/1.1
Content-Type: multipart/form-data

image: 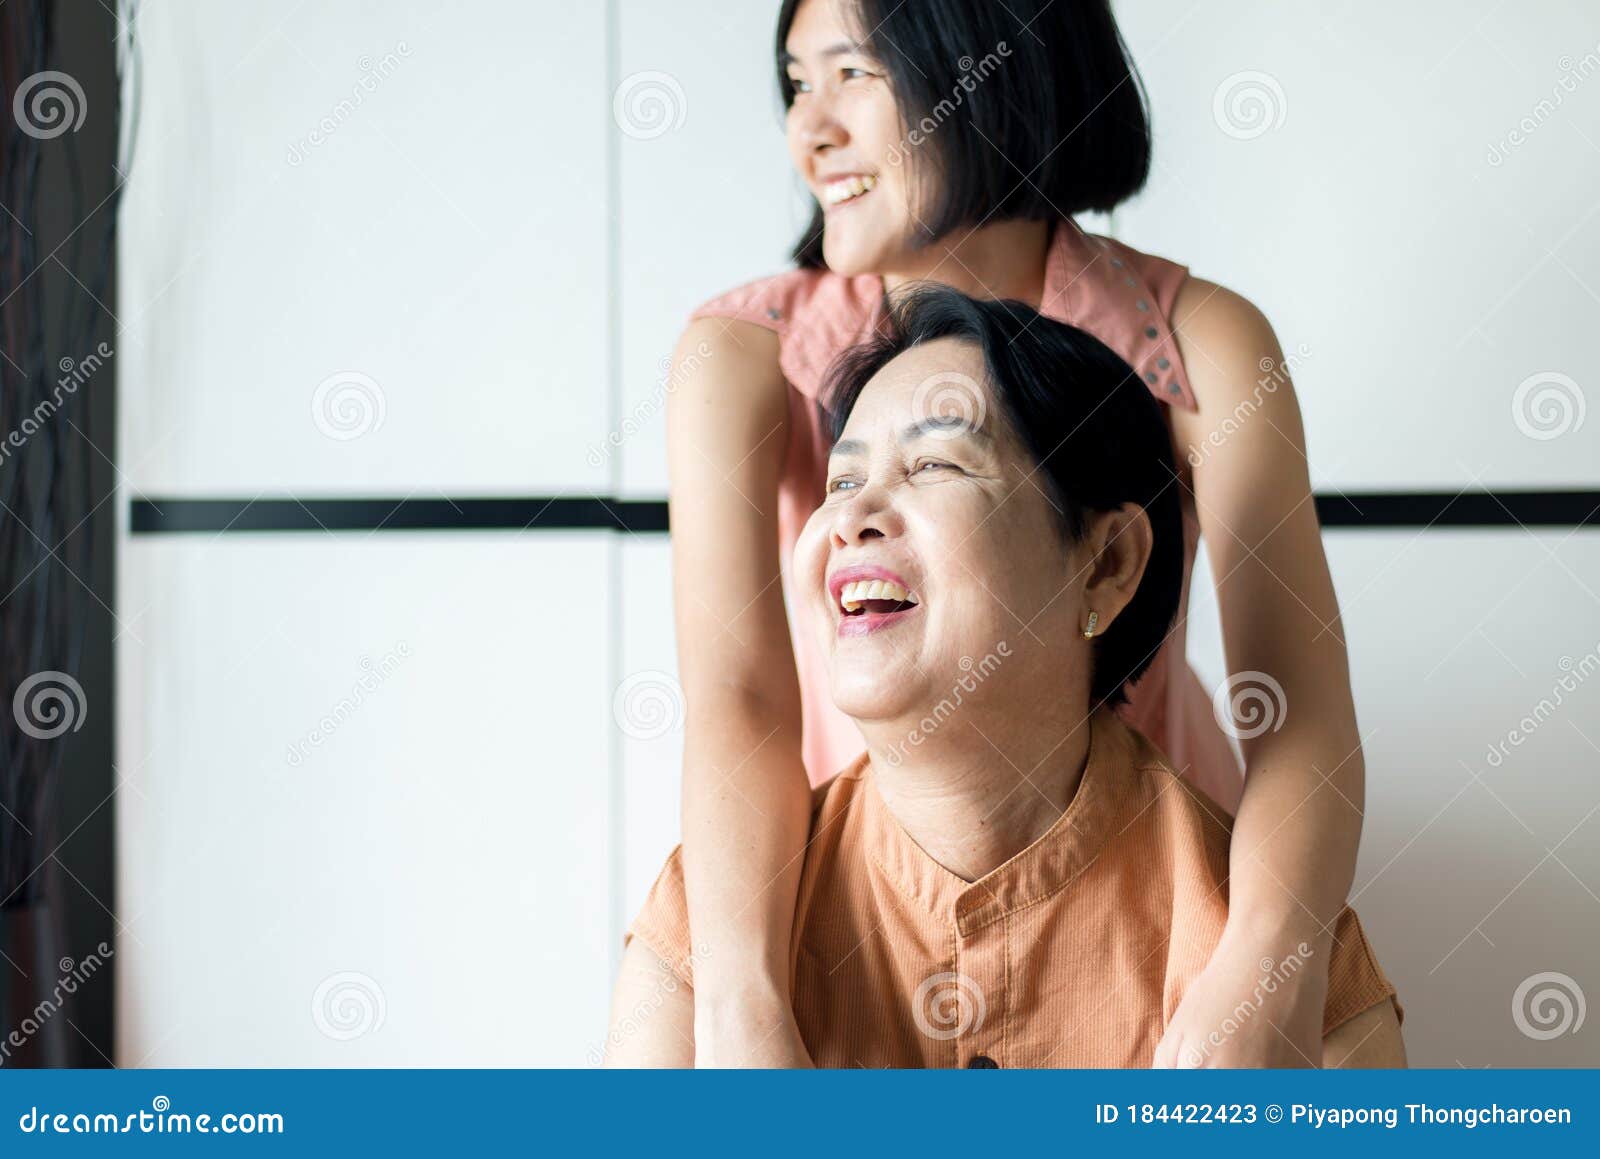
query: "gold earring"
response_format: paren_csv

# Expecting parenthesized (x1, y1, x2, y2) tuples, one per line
(1082, 610, 1098, 639)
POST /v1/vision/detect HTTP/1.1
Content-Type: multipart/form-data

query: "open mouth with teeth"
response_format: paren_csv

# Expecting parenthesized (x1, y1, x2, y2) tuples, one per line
(837, 577, 920, 636)
(840, 578, 918, 614)
(822, 174, 877, 208)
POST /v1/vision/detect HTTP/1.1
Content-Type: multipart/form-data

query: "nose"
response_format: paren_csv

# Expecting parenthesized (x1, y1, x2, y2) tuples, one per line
(790, 94, 847, 158)
(830, 480, 902, 548)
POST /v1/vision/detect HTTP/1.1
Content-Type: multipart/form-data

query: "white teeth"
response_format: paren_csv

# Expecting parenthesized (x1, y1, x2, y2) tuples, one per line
(822, 174, 877, 206)
(838, 577, 917, 612)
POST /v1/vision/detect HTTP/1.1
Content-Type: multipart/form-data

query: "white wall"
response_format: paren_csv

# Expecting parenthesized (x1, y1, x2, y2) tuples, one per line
(116, 0, 620, 1065)
(1117, 0, 1600, 1068)
(118, 1, 1598, 1067)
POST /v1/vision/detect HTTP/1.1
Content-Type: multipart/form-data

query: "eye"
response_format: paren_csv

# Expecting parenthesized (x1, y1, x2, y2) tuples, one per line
(841, 66, 873, 81)
(787, 74, 811, 94)
(827, 476, 861, 494)
(914, 459, 956, 475)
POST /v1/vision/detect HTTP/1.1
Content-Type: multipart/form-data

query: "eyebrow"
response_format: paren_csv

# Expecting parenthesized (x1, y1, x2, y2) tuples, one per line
(779, 41, 871, 67)
(830, 416, 992, 459)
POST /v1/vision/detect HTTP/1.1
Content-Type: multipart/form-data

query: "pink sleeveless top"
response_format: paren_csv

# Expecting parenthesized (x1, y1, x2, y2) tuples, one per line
(688, 216, 1246, 815)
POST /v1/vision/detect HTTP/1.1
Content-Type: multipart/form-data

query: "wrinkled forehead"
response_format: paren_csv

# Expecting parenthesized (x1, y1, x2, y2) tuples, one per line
(832, 338, 1006, 453)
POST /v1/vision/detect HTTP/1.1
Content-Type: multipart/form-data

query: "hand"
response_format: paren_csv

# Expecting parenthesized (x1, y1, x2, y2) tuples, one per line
(1153, 929, 1328, 1068)
(694, 992, 815, 1068)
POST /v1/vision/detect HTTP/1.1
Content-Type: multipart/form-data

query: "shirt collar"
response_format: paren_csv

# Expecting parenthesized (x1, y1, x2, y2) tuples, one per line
(857, 704, 1139, 937)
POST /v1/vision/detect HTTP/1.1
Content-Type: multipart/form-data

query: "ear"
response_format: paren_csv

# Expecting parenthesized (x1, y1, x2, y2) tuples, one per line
(1080, 502, 1153, 634)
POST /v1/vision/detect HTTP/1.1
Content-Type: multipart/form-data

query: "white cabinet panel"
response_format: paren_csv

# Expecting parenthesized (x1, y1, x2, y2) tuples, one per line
(1324, 530, 1600, 1066)
(1113, 0, 1600, 491)
(617, 538, 683, 931)
(1185, 526, 1598, 1064)
(119, 1, 611, 494)
(615, 1, 801, 497)
(115, 533, 614, 1065)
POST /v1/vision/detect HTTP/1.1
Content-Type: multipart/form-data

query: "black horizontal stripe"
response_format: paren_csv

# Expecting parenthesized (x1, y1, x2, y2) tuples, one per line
(129, 490, 1600, 534)
(129, 497, 670, 534)
(1314, 489, 1600, 528)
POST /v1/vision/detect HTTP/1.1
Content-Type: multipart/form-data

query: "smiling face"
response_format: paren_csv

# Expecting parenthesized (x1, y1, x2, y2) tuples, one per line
(792, 337, 1092, 724)
(782, 0, 917, 275)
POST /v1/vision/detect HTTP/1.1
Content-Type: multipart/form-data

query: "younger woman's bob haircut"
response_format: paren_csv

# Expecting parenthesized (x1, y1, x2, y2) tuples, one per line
(776, 0, 1153, 269)
(819, 284, 1181, 711)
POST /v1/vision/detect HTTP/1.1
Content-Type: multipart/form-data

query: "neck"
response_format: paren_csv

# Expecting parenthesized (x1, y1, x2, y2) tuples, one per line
(880, 217, 1053, 308)
(861, 698, 1096, 883)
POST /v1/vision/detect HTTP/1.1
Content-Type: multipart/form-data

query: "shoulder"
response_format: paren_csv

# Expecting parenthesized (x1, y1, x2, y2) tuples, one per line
(1171, 277, 1279, 359)
(1169, 277, 1306, 413)
(1322, 908, 1405, 1045)
(1118, 715, 1400, 1041)
(1166, 276, 1314, 469)
(625, 754, 872, 987)
(689, 266, 838, 334)
(1117, 719, 1237, 861)
(808, 751, 872, 823)
(667, 295, 788, 436)
(671, 314, 782, 401)
(789, 753, 873, 872)
(674, 269, 809, 389)
(687, 266, 885, 400)
(623, 844, 700, 988)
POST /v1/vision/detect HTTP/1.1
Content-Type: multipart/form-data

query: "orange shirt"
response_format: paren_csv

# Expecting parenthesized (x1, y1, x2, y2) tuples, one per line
(626, 706, 1401, 1068)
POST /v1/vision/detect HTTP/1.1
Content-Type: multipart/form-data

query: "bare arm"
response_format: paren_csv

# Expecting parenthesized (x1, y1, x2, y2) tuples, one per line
(664, 318, 815, 1065)
(1322, 999, 1407, 1068)
(1157, 278, 1366, 1066)
(603, 939, 696, 1067)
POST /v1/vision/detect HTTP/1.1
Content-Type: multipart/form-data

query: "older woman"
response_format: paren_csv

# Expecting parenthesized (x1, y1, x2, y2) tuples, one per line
(606, 286, 1404, 1068)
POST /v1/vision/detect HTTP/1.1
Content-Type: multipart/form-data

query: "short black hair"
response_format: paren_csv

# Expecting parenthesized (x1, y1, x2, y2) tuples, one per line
(776, 0, 1152, 269)
(820, 284, 1181, 711)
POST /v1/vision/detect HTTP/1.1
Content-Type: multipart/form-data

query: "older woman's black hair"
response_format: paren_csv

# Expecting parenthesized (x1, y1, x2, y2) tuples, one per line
(820, 284, 1182, 710)
(776, 0, 1152, 269)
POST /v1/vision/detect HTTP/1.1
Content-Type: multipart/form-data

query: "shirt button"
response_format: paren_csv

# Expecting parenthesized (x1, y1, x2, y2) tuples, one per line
(967, 1054, 999, 1069)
